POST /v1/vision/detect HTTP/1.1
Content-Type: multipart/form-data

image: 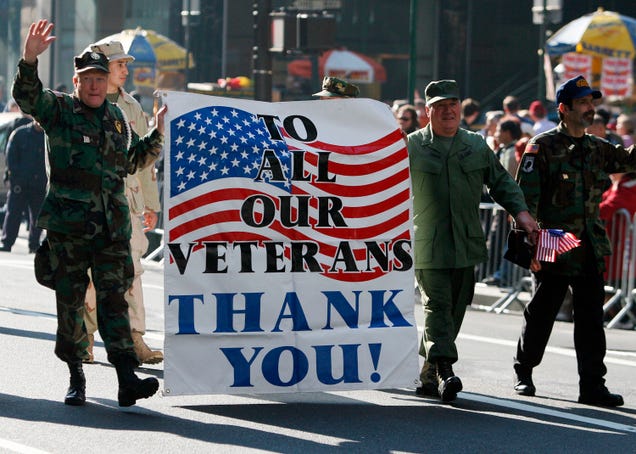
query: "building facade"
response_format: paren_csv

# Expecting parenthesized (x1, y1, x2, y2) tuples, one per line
(1, 0, 636, 114)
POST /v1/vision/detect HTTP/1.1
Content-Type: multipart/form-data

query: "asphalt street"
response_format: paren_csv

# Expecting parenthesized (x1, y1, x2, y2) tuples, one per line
(0, 228, 635, 453)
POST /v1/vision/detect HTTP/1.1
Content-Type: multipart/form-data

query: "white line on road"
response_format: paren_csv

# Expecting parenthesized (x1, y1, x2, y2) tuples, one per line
(458, 332, 636, 367)
(0, 438, 51, 454)
(463, 392, 636, 433)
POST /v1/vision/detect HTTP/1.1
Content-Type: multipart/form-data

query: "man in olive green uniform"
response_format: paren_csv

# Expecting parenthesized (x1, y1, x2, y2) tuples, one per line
(13, 19, 166, 407)
(513, 75, 634, 407)
(407, 80, 538, 402)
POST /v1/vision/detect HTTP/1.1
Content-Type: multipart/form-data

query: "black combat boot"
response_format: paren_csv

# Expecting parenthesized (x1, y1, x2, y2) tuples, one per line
(436, 359, 462, 402)
(415, 360, 440, 398)
(578, 385, 624, 407)
(513, 364, 536, 396)
(64, 361, 86, 406)
(114, 356, 159, 407)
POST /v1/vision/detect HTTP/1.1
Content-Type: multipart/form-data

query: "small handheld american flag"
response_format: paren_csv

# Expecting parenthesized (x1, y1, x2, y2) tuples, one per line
(534, 229, 581, 262)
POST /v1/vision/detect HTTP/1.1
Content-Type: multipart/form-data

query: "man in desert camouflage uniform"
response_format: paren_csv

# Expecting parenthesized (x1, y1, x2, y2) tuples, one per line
(82, 41, 163, 365)
(13, 19, 166, 407)
(513, 75, 636, 407)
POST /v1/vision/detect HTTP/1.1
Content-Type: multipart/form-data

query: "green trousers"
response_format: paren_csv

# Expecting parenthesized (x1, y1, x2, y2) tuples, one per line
(416, 267, 474, 364)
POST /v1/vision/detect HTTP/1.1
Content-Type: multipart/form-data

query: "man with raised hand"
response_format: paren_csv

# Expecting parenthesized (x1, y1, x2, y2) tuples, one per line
(13, 19, 166, 407)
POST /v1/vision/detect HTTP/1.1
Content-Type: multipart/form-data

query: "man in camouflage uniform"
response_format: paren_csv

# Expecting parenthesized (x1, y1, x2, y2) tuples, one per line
(407, 80, 538, 402)
(13, 19, 166, 407)
(513, 75, 635, 407)
(82, 41, 163, 365)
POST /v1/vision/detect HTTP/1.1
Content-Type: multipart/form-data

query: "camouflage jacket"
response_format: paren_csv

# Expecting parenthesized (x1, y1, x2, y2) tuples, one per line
(408, 125, 528, 269)
(12, 59, 163, 240)
(517, 122, 636, 275)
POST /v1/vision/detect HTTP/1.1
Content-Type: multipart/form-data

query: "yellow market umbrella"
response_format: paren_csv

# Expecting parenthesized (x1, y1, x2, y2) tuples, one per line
(546, 8, 636, 59)
(95, 27, 194, 71)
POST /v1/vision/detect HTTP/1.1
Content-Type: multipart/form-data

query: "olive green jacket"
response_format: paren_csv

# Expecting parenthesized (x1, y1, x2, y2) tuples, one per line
(407, 125, 528, 269)
(12, 59, 163, 240)
(517, 123, 636, 275)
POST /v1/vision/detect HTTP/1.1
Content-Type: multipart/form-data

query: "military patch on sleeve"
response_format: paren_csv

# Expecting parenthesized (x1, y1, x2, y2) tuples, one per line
(521, 155, 535, 173)
(524, 143, 539, 154)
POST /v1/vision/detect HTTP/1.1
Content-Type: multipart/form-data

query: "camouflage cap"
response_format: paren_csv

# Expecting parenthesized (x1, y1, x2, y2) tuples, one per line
(312, 77, 360, 98)
(424, 79, 459, 106)
(74, 51, 110, 74)
(90, 41, 134, 63)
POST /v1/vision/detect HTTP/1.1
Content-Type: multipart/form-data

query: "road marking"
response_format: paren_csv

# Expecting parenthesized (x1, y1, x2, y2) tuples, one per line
(458, 332, 636, 367)
(0, 260, 34, 270)
(0, 306, 56, 319)
(463, 393, 636, 433)
(0, 438, 51, 454)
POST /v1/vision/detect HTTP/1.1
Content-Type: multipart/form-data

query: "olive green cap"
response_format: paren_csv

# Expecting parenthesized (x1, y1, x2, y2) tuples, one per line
(424, 79, 459, 106)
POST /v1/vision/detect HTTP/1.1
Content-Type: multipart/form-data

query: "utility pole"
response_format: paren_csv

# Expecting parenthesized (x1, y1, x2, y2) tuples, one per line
(537, 0, 547, 102)
(181, 0, 200, 91)
(532, 0, 562, 102)
(407, 0, 417, 104)
(253, 0, 272, 101)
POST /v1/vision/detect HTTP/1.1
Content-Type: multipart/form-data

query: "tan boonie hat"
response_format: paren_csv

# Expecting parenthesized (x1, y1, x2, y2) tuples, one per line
(424, 79, 459, 106)
(74, 51, 110, 74)
(90, 41, 135, 63)
(312, 77, 360, 98)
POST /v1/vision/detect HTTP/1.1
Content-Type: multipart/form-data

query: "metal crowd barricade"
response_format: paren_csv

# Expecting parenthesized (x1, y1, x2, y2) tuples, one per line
(475, 202, 531, 313)
(605, 209, 636, 329)
(602, 208, 630, 320)
(143, 228, 164, 264)
(474, 203, 636, 328)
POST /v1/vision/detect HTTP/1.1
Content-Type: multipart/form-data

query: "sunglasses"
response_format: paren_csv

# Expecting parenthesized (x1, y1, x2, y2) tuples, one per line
(399, 116, 413, 121)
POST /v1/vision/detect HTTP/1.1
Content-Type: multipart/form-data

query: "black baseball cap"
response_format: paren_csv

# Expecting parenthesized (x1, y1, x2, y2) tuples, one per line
(74, 51, 110, 74)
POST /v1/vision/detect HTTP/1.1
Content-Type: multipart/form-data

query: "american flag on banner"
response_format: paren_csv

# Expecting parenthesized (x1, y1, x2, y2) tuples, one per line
(534, 229, 581, 262)
(166, 99, 411, 282)
(162, 93, 419, 396)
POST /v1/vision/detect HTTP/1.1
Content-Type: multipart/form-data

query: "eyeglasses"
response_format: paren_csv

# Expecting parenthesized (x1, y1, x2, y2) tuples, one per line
(399, 116, 413, 121)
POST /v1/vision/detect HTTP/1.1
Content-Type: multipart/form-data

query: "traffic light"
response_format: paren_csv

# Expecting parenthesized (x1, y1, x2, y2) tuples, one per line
(297, 13, 336, 51)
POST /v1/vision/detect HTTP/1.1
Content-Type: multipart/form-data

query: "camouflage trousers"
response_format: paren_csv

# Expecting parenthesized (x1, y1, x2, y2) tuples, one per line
(47, 232, 138, 366)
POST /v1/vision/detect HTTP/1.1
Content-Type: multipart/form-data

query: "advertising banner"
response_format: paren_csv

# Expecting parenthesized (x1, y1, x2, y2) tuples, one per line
(161, 92, 418, 396)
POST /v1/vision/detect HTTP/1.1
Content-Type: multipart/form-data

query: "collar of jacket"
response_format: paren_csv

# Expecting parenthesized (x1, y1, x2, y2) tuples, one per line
(415, 124, 473, 152)
(71, 95, 107, 115)
(117, 88, 136, 106)
(555, 121, 600, 151)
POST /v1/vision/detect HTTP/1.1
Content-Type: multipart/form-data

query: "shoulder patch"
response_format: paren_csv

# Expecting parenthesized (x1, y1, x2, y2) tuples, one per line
(524, 143, 539, 154)
(521, 155, 535, 173)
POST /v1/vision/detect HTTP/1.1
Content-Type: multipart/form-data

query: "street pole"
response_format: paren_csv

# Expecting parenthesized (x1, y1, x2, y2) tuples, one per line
(253, 0, 272, 101)
(407, 0, 417, 104)
(537, 0, 547, 102)
(181, 0, 200, 91)
(182, 0, 191, 91)
(49, 0, 57, 88)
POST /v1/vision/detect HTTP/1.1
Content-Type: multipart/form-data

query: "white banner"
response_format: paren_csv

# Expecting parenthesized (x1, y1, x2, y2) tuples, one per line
(561, 52, 592, 83)
(601, 57, 633, 100)
(161, 91, 418, 396)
